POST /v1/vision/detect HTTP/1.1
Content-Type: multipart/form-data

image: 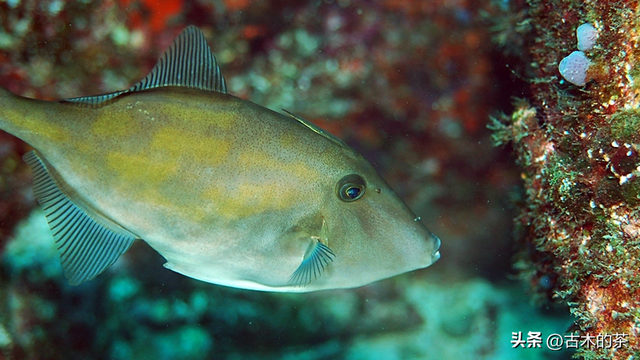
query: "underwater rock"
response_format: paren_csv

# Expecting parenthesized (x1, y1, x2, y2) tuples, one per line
(491, 1, 640, 358)
(110, 326, 213, 360)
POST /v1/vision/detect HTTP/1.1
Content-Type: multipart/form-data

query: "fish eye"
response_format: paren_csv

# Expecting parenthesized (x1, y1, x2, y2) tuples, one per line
(336, 174, 366, 202)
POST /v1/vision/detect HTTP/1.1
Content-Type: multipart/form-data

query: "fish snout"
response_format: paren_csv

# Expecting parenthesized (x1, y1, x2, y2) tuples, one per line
(400, 217, 442, 270)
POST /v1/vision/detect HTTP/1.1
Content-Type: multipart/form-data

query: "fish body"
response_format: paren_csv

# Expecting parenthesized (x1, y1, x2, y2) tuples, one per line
(0, 26, 441, 292)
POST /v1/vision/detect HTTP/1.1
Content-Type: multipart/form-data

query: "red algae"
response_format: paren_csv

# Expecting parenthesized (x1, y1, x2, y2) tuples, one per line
(141, 0, 184, 32)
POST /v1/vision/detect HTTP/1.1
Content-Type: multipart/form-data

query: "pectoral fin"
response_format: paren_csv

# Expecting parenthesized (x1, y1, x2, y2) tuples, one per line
(288, 240, 335, 287)
(23, 151, 137, 285)
(288, 218, 335, 287)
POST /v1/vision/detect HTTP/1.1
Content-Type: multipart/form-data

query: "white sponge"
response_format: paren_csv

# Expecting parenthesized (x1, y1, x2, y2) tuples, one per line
(558, 50, 590, 86)
(577, 23, 598, 51)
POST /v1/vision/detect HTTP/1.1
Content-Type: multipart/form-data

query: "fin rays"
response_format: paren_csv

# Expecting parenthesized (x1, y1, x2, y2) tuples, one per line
(288, 240, 335, 287)
(62, 91, 127, 107)
(23, 151, 136, 285)
(133, 25, 227, 93)
(62, 25, 226, 106)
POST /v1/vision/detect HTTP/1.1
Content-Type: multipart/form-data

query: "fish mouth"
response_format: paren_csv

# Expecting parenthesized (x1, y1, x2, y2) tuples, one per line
(431, 234, 442, 262)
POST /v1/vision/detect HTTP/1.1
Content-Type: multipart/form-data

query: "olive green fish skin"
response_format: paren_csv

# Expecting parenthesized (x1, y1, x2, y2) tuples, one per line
(0, 28, 441, 292)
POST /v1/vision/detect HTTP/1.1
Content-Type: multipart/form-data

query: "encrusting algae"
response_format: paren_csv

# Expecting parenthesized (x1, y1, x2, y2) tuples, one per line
(490, 0, 640, 358)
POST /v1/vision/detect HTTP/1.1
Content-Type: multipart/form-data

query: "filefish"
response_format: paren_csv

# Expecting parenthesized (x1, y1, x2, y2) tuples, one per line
(0, 26, 441, 292)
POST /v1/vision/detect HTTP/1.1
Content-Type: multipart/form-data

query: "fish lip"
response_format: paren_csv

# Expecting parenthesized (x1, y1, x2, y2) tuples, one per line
(431, 234, 442, 262)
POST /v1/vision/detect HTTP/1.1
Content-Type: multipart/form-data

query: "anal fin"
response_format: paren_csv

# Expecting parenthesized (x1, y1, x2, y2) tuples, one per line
(23, 151, 137, 285)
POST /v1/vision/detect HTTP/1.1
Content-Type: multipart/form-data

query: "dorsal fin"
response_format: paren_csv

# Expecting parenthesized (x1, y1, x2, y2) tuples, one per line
(63, 25, 226, 106)
(131, 25, 227, 93)
(62, 90, 128, 107)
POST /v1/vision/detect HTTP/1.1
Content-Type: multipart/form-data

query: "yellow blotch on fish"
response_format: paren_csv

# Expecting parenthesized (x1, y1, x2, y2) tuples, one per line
(0, 26, 441, 292)
(91, 111, 141, 137)
(106, 151, 178, 185)
(150, 127, 231, 165)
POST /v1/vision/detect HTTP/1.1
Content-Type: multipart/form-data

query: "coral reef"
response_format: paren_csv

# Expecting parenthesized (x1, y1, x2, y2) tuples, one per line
(491, 0, 640, 358)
